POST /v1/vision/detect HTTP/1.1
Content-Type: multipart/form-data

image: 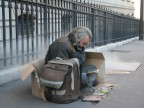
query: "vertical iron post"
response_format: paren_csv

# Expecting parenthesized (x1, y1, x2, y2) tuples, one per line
(2, 0, 6, 66)
(15, 0, 19, 63)
(72, 1, 77, 28)
(91, 7, 95, 47)
(20, 0, 24, 64)
(31, 0, 34, 60)
(44, 0, 48, 48)
(36, 0, 38, 58)
(139, 0, 144, 40)
(103, 11, 107, 44)
(26, 0, 30, 61)
(9, 0, 13, 65)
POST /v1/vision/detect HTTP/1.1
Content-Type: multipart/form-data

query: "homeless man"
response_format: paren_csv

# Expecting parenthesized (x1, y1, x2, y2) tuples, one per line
(44, 26, 99, 95)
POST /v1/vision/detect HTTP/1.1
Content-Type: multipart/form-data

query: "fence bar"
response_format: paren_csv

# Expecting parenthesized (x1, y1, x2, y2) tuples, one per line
(55, 0, 57, 39)
(15, 0, 19, 64)
(31, 0, 34, 60)
(2, 0, 6, 66)
(139, 0, 144, 40)
(35, 0, 38, 58)
(8, 0, 13, 65)
(44, 0, 47, 50)
(40, 0, 43, 56)
(20, 1, 24, 64)
(48, 0, 50, 45)
(26, 0, 30, 61)
(57, 0, 60, 38)
(51, 0, 54, 42)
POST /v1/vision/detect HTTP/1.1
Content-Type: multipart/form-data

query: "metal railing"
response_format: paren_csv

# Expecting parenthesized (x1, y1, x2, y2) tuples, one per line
(0, 0, 139, 70)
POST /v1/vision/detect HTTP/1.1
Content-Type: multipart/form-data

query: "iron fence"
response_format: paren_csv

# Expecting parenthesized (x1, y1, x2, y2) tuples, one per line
(0, 0, 139, 70)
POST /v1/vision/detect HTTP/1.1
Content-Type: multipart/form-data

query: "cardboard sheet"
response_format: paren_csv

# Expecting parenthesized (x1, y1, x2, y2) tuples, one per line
(106, 62, 141, 74)
(82, 83, 114, 102)
(82, 95, 101, 102)
(106, 70, 131, 74)
(21, 65, 35, 81)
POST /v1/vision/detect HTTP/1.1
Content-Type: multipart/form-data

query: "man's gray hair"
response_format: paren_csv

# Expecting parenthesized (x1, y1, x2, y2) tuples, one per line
(73, 26, 92, 41)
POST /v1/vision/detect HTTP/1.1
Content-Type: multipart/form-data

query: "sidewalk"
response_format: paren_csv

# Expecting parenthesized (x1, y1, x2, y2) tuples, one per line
(0, 39, 144, 108)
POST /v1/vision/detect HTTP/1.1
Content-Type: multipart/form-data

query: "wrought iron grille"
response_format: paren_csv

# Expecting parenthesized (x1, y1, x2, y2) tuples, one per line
(0, 0, 139, 69)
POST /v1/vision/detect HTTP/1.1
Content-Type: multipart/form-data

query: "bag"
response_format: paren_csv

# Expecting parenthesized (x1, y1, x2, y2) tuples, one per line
(39, 58, 81, 104)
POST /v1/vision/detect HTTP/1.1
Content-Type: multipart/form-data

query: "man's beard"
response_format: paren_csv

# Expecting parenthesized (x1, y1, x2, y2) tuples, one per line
(75, 42, 85, 51)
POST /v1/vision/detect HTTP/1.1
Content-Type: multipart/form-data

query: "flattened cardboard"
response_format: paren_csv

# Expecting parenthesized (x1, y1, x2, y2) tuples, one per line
(82, 83, 114, 102)
(21, 58, 45, 80)
(21, 65, 35, 81)
(22, 52, 105, 101)
(82, 95, 101, 102)
(106, 62, 141, 72)
(96, 83, 114, 91)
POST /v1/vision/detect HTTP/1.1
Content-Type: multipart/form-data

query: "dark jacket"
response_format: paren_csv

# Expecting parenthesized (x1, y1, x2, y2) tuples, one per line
(44, 34, 85, 66)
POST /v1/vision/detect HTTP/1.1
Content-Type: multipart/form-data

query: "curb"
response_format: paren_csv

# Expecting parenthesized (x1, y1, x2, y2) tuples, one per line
(85, 37, 138, 52)
(0, 66, 25, 85)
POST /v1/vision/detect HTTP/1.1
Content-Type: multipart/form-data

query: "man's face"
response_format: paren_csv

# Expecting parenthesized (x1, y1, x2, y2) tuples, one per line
(76, 35, 90, 51)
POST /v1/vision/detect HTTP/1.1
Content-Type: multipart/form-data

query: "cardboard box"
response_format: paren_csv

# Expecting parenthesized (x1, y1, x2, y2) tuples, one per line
(21, 52, 105, 101)
(85, 52, 105, 84)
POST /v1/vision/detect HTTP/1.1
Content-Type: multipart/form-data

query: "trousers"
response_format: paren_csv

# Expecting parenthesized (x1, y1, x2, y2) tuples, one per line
(81, 65, 99, 88)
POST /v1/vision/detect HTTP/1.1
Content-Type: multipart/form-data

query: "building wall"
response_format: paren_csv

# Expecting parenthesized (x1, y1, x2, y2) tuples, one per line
(83, 0, 135, 16)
